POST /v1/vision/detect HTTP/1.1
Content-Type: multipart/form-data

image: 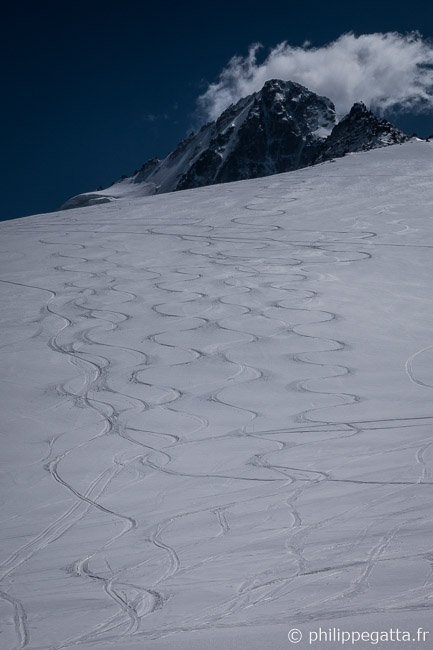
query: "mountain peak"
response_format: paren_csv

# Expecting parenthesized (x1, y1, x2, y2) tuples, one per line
(350, 101, 369, 114)
(261, 78, 285, 92)
(261, 78, 302, 95)
(61, 82, 408, 210)
(174, 80, 337, 192)
(316, 101, 408, 162)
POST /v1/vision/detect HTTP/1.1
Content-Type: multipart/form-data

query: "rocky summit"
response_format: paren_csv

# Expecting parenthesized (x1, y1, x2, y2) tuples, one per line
(315, 101, 408, 162)
(61, 80, 408, 209)
(175, 79, 337, 190)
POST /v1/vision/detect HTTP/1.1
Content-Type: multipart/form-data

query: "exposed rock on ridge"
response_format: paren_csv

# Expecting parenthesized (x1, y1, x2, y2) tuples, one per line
(61, 81, 408, 210)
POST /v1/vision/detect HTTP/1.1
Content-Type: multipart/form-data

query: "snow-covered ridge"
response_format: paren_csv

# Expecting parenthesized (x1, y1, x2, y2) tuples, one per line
(61, 80, 407, 210)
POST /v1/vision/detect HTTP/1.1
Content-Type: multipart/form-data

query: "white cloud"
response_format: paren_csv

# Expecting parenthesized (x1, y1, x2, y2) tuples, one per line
(198, 32, 433, 120)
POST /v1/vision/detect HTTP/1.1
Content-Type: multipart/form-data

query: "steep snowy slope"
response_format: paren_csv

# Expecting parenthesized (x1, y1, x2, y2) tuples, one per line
(61, 80, 407, 211)
(1, 141, 433, 650)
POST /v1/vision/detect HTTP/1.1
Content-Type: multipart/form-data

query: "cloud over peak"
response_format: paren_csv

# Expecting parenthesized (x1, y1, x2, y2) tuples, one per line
(198, 32, 433, 120)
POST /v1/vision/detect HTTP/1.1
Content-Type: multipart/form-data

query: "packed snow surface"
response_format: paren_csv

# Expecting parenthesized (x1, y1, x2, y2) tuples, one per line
(1, 141, 433, 650)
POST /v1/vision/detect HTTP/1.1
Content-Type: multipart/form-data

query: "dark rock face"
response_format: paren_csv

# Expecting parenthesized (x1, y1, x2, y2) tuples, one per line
(61, 80, 409, 210)
(137, 84, 407, 196)
(133, 157, 161, 183)
(176, 80, 337, 190)
(315, 102, 408, 163)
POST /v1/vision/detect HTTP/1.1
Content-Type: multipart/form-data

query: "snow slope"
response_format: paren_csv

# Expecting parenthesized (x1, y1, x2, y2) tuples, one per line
(1, 141, 433, 650)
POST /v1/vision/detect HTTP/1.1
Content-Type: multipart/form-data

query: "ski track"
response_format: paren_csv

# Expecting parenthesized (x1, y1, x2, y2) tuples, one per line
(1, 145, 433, 648)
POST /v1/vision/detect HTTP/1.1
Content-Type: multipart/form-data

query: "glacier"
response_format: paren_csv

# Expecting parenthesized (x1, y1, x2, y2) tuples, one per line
(1, 140, 433, 649)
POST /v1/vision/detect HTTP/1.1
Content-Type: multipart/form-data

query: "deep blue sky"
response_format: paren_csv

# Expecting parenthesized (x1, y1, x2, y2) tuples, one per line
(2, 0, 433, 220)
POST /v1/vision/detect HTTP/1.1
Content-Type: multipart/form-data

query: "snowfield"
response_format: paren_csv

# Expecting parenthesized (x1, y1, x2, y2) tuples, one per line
(1, 141, 433, 649)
